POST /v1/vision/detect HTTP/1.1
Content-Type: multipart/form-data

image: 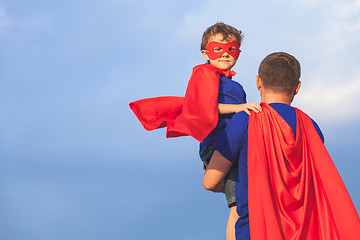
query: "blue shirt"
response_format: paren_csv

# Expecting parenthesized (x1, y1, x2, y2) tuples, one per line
(213, 103, 324, 239)
(200, 74, 246, 148)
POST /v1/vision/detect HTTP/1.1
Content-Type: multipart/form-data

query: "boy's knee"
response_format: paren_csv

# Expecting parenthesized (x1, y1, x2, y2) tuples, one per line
(202, 179, 215, 191)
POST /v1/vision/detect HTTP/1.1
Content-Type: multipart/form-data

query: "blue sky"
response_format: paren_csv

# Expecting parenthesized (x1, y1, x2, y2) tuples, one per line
(0, 0, 359, 239)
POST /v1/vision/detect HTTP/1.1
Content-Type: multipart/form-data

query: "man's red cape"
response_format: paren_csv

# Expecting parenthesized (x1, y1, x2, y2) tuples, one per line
(129, 64, 235, 142)
(248, 103, 360, 240)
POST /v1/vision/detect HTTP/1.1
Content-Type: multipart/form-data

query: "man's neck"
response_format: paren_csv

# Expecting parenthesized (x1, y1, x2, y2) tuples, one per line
(261, 92, 294, 105)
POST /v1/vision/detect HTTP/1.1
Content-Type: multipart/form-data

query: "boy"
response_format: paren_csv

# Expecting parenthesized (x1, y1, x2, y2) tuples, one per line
(203, 52, 360, 239)
(130, 22, 261, 239)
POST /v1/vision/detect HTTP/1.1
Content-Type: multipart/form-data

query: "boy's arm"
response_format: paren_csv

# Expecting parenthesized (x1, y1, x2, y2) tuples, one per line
(218, 103, 262, 115)
(203, 150, 233, 192)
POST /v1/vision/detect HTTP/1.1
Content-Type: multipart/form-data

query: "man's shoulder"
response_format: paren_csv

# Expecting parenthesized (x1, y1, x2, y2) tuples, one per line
(294, 107, 324, 142)
(227, 112, 250, 130)
(233, 111, 250, 121)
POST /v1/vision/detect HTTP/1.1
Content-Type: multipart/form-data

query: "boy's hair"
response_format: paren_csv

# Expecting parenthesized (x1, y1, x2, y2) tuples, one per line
(258, 52, 301, 95)
(201, 22, 243, 51)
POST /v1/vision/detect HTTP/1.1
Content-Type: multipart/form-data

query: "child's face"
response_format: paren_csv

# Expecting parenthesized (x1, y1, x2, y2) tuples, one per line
(202, 33, 239, 70)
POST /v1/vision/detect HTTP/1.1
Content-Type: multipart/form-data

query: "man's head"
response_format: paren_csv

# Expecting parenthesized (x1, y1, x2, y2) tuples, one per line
(258, 52, 301, 95)
(201, 22, 243, 70)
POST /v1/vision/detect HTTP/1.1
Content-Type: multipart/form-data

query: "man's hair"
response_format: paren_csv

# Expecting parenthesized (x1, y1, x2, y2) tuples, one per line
(258, 52, 301, 95)
(201, 22, 243, 51)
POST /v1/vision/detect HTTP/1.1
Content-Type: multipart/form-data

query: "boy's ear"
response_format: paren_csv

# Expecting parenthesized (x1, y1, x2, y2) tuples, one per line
(202, 50, 211, 61)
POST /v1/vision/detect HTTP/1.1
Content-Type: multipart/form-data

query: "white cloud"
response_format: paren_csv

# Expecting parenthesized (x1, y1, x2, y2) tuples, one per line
(0, 6, 12, 35)
(298, 0, 360, 11)
(0, 5, 54, 38)
(295, 72, 360, 123)
(294, 0, 360, 123)
(175, 1, 252, 42)
(315, 0, 360, 54)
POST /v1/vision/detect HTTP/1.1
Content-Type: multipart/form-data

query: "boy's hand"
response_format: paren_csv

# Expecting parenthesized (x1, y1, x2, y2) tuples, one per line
(217, 103, 262, 115)
(235, 103, 262, 115)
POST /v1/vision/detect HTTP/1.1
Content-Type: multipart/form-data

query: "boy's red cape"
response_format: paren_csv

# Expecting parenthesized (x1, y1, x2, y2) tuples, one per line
(129, 64, 235, 142)
(248, 103, 360, 240)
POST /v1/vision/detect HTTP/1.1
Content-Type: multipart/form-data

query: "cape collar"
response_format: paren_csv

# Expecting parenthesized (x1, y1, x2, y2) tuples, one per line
(211, 65, 236, 79)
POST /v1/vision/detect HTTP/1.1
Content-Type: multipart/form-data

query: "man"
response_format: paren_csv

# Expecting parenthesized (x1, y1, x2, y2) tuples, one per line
(203, 52, 360, 240)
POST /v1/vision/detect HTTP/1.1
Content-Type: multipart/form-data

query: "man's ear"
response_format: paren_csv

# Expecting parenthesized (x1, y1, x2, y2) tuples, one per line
(202, 50, 211, 61)
(256, 75, 262, 90)
(294, 81, 301, 95)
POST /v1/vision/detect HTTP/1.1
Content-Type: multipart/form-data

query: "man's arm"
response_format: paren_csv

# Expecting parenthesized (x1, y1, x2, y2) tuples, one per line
(203, 150, 233, 192)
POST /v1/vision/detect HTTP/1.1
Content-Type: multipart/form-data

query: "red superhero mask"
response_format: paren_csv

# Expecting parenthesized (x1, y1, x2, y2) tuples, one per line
(206, 40, 240, 60)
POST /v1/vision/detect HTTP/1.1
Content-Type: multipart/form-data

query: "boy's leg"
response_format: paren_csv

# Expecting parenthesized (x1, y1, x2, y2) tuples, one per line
(200, 146, 239, 239)
(224, 165, 237, 207)
(199, 146, 215, 169)
(226, 205, 239, 240)
(224, 165, 238, 239)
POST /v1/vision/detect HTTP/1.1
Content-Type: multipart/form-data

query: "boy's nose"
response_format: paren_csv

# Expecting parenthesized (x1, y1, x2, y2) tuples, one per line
(222, 51, 230, 57)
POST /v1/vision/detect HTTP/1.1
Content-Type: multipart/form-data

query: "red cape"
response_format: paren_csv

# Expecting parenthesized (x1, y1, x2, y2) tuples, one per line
(248, 103, 360, 240)
(129, 64, 235, 142)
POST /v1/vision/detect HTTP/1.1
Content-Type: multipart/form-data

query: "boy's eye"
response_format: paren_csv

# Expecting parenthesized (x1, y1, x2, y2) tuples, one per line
(213, 47, 223, 52)
(229, 46, 237, 51)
